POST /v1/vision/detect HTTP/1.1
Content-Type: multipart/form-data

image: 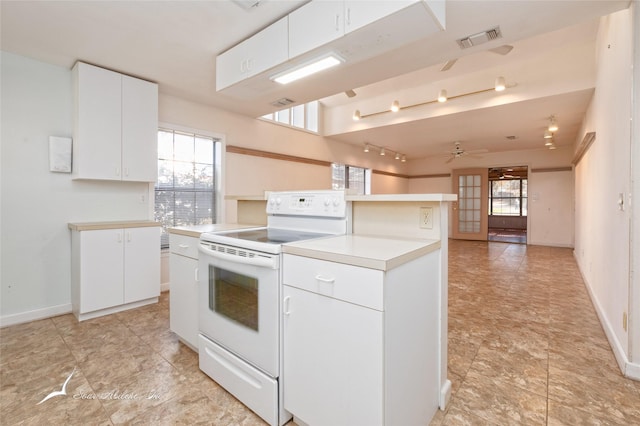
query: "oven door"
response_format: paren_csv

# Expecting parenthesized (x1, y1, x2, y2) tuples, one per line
(198, 241, 280, 377)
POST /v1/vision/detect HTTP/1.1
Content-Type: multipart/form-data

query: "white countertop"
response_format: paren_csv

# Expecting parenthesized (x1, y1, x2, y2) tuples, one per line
(346, 193, 457, 202)
(283, 234, 441, 271)
(168, 223, 261, 238)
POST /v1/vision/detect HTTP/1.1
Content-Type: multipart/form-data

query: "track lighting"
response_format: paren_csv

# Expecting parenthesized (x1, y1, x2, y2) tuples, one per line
(352, 77, 511, 120)
(437, 89, 448, 103)
(361, 143, 405, 162)
(544, 130, 553, 139)
(545, 140, 554, 147)
(548, 144, 557, 150)
(548, 115, 558, 132)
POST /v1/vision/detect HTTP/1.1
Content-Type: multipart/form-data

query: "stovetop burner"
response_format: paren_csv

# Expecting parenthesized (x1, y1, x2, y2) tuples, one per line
(204, 227, 331, 245)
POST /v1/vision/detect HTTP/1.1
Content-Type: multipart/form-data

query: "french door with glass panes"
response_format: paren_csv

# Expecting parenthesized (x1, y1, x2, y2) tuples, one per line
(452, 168, 488, 240)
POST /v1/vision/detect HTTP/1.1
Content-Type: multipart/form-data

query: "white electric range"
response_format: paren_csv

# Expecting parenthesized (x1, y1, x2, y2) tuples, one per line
(197, 190, 350, 425)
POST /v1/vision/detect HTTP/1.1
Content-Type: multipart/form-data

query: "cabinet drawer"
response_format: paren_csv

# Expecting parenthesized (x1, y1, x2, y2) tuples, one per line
(283, 254, 383, 310)
(169, 234, 199, 259)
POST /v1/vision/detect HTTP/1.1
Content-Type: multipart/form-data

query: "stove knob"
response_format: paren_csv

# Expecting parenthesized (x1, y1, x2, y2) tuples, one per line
(332, 198, 341, 207)
(324, 198, 331, 206)
(276, 197, 282, 205)
(269, 197, 275, 205)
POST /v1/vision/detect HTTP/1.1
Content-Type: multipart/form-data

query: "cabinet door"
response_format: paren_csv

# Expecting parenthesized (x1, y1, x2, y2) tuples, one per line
(244, 16, 289, 79)
(122, 75, 158, 182)
(74, 62, 122, 180)
(169, 253, 199, 349)
(216, 16, 289, 90)
(344, 0, 416, 34)
(124, 227, 160, 303)
(80, 229, 124, 313)
(289, 0, 344, 58)
(283, 285, 383, 425)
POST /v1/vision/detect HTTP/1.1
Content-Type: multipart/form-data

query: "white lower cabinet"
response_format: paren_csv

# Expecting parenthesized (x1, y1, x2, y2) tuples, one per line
(282, 250, 440, 425)
(169, 233, 200, 350)
(70, 223, 160, 321)
(283, 284, 383, 425)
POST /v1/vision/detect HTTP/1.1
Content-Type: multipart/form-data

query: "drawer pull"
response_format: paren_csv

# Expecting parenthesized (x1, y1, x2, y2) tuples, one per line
(315, 275, 335, 284)
(178, 244, 189, 249)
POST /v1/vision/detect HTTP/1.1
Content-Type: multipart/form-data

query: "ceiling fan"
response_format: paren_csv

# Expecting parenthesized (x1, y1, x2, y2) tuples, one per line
(445, 142, 487, 163)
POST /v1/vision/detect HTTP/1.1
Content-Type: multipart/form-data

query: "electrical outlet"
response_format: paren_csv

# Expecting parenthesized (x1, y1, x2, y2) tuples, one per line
(140, 194, 146, 203)
(420, 207, 433, 229)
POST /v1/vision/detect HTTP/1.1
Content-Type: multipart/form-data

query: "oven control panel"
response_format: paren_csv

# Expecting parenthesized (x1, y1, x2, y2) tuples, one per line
(266, 190, 346, 217)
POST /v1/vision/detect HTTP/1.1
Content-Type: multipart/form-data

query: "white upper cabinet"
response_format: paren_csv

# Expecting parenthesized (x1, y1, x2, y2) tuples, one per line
(288, 0, 344, 59)
(72, 62, 158, 182)
(344, 0, 418, 34)
(121, 74, 158, 182)
(216, 16, 289, 91)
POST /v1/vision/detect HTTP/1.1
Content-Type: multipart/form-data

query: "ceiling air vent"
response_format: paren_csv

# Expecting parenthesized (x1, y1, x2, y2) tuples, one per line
(270, 97, 295, 107)
(457, 27, 503, 49)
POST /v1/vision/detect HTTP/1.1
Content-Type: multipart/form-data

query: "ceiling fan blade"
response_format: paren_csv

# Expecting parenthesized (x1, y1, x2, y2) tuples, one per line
(489, 44, 514, 55)
(445, 156, 455, 164)
(440, 59, 458, 72)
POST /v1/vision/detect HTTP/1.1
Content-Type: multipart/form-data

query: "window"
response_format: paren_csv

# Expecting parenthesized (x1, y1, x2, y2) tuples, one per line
(332, 163, 370, 195)
(489, 179, 528, 216)
(261, 100, 319, 133)
(155, 129, 221, 247)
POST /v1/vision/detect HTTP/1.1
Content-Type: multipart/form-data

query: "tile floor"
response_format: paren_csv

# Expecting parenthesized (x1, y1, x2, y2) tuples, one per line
(1, 239, 639, 425)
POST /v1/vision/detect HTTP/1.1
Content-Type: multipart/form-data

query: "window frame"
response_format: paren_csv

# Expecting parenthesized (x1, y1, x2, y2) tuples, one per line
(156, 123, 225, 248)
(260, 101, 321, 134)
(488, 178, 528, 217)
(331, 163, 371, 195)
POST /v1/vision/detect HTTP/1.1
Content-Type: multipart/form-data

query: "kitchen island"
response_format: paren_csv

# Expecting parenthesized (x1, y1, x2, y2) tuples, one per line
(282, 234, 442, 425)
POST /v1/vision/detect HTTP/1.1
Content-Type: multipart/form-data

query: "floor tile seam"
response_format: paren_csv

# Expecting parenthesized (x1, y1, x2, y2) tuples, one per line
(545, 391, 638, 424)
(440, 395, 503, 426)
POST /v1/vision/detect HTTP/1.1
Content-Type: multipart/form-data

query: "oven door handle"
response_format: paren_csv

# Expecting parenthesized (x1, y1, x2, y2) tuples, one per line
(198, 244, 278, 269)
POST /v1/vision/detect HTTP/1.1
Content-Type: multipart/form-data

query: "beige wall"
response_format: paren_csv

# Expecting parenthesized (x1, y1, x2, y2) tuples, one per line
(407, 147, 575, 247)
(574, 6, 635, 375)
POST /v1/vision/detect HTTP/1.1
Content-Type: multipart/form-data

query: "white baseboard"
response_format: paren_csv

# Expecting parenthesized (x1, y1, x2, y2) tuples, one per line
(161, 281, 170, 292)
(574, 252, 639, 382)
(0, 303, 72, 328)
(626, 361, 640, 381)
(439, 379, 452, 409)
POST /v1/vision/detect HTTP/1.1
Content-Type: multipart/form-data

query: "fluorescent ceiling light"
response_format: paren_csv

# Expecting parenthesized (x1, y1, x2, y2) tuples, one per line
(272, 55, 343, 85)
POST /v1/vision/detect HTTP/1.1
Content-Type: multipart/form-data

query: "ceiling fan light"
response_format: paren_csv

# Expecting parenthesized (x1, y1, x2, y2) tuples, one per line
(391, 100, 400, 112)
(353, 110, 361, 121)
(438, 89, 448, 103)
(494, 76, 506, 92)
(548, 116, 559, 132)
(544, 130, 553, 139)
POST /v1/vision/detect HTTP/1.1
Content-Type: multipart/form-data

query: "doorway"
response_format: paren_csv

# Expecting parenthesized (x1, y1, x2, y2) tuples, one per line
(487, 166, 528, 244)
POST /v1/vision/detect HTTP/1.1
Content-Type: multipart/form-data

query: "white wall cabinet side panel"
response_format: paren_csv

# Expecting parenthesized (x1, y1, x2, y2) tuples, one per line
(288, 0, 344, 58)
(344, 0, 417, 33)
(283, 284, 384, 425)
(79, 229, 124, 313)
(124, 227, 160, 303)
(169, 234, 200, 350)
(216, 16, 288, 90)
(73, 62, 122, 180)
(121, 75, 158, 182)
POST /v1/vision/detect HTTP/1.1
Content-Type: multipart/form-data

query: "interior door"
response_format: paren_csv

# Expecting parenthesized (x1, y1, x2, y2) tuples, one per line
(452, 168, 489, 240)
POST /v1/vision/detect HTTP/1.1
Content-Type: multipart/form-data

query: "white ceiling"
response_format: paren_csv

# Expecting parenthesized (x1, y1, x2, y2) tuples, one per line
(0, 0, 631, 161)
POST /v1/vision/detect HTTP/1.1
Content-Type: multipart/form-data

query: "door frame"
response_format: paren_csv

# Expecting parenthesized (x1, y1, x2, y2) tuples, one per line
(451, 168, 489, 241)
